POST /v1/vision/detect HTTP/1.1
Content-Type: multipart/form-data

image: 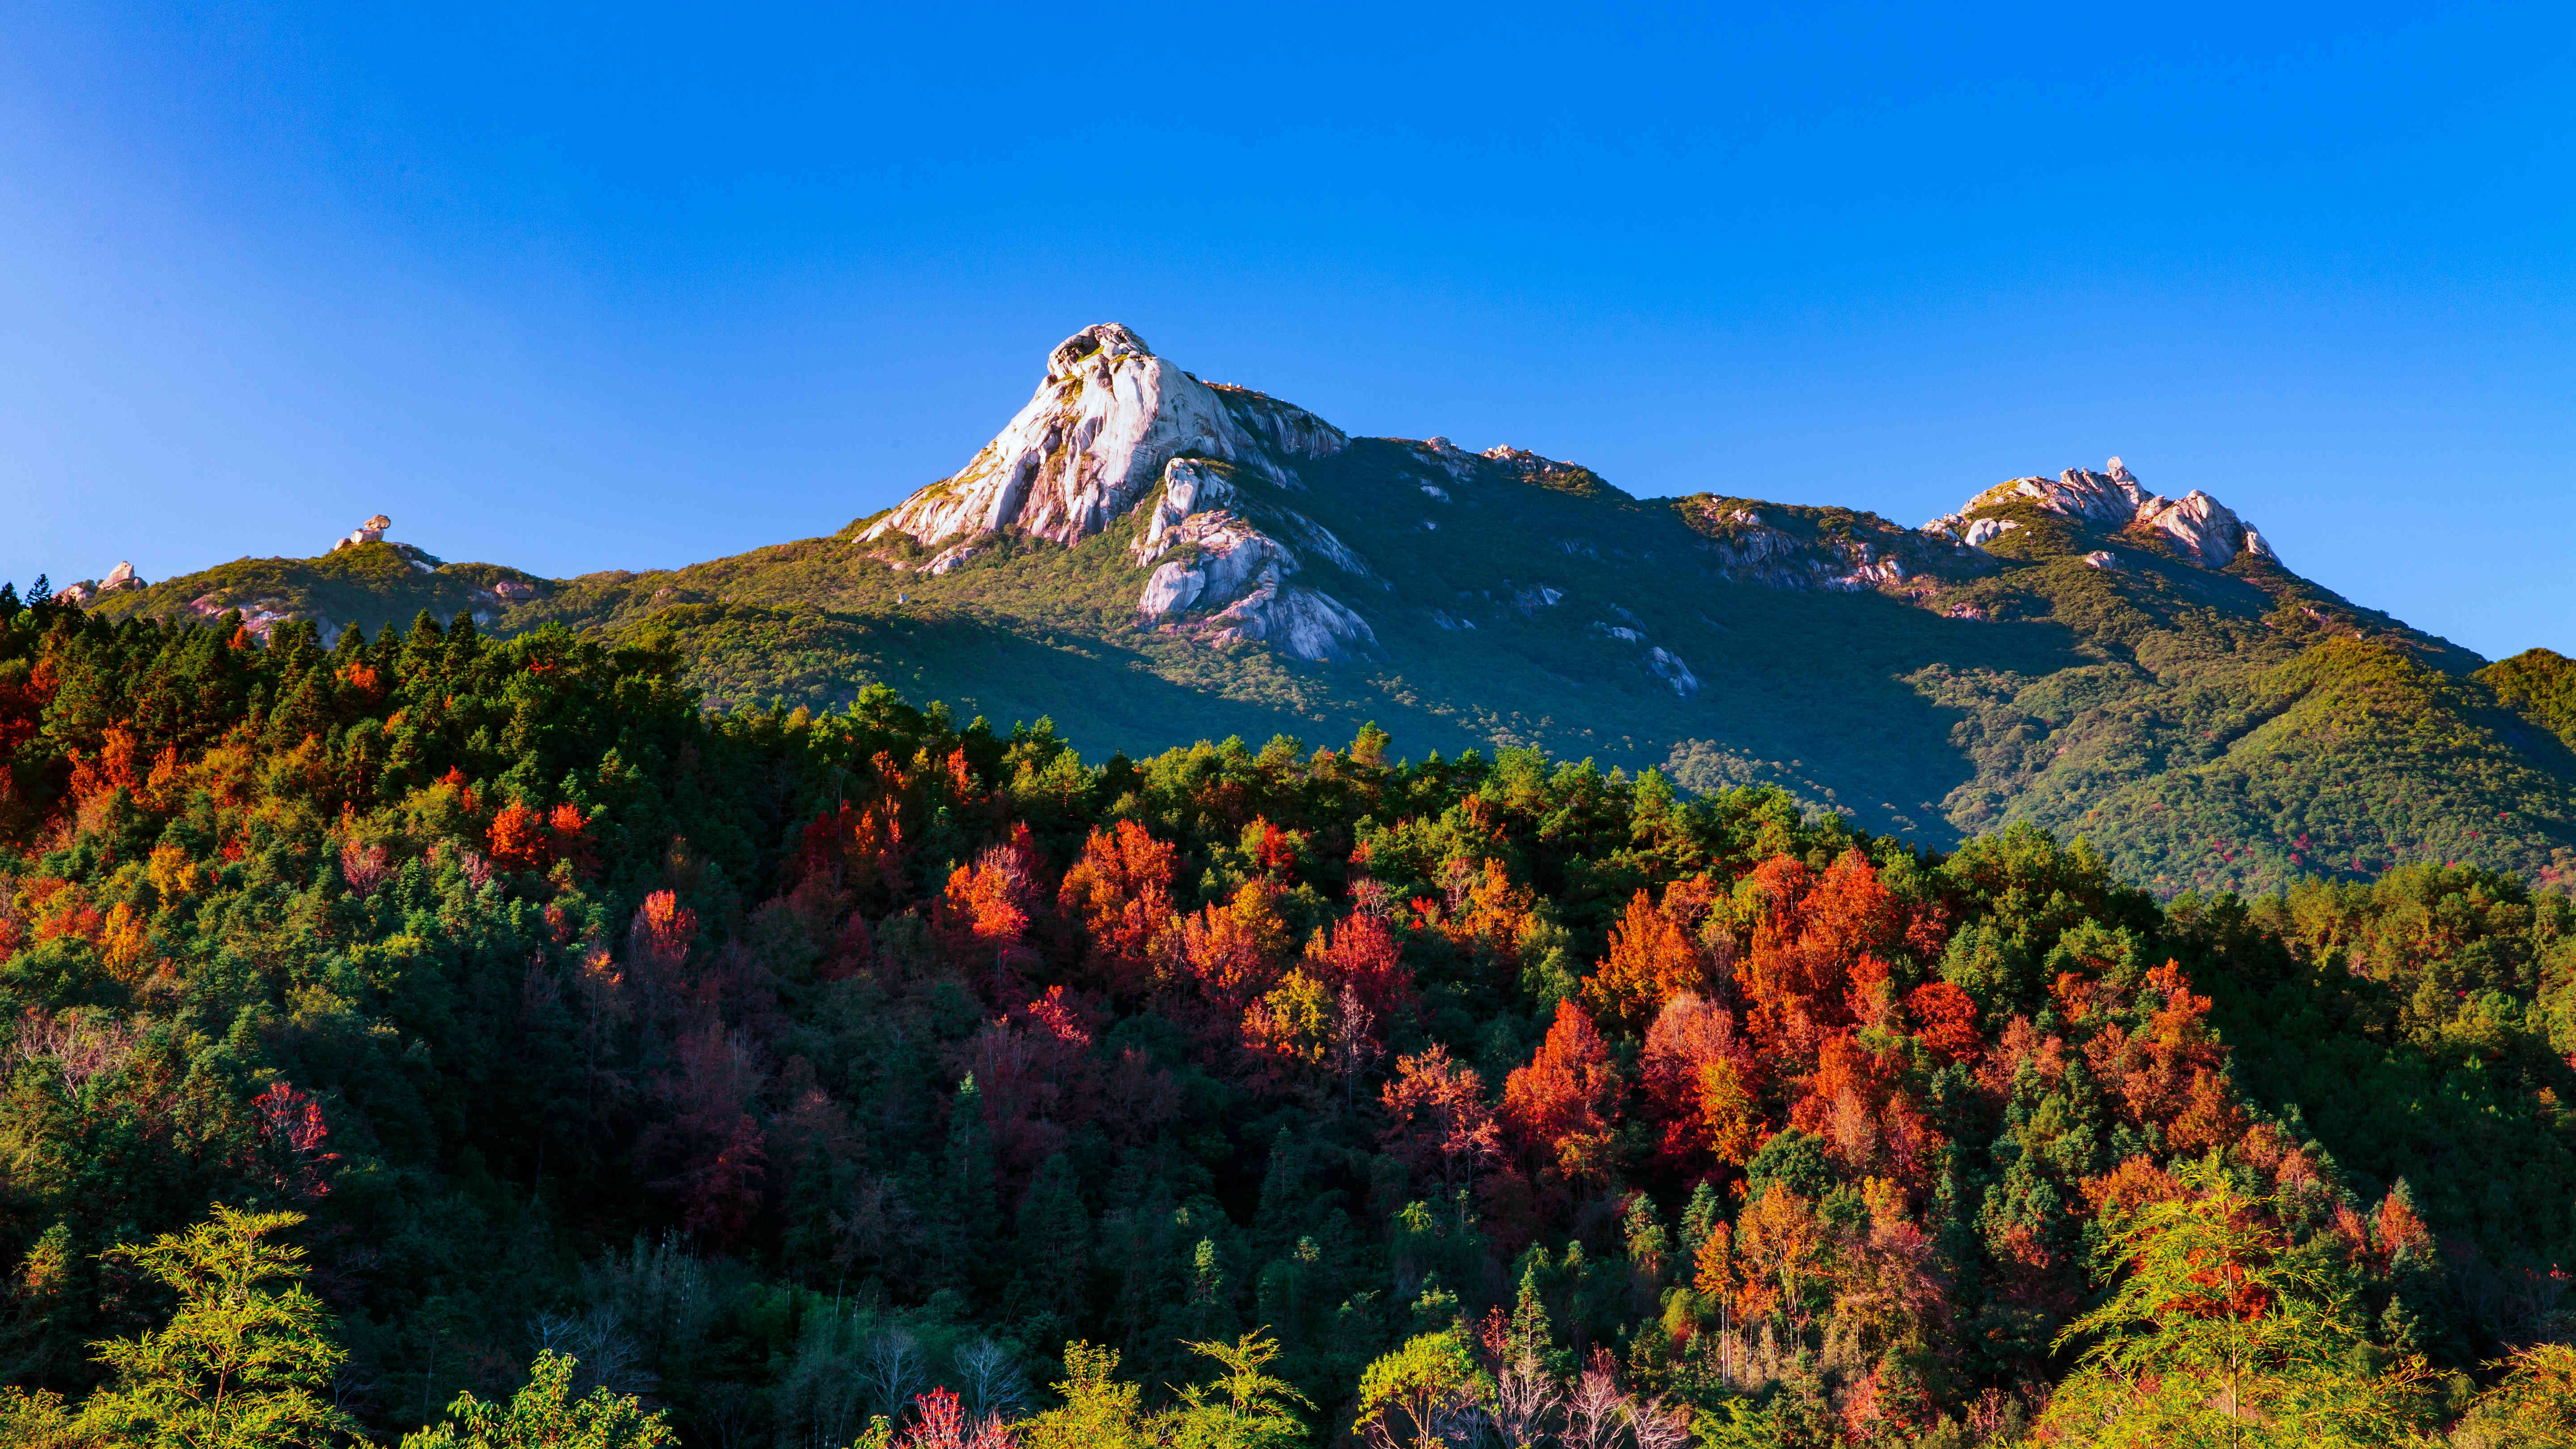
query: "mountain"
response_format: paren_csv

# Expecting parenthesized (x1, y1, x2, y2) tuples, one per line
(86, 322, 2576, 896)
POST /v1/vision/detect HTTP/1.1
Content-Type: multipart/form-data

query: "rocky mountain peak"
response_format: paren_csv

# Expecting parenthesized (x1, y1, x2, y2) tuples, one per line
(1046, 322, 1152, 380)
(861, 325, 1371, 662)
(1925, 458, 2278, 569)
(867, 323, 1344, 552)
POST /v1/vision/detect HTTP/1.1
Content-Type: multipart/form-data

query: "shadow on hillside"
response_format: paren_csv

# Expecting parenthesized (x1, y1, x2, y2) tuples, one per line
(648, 602, 1460, 763)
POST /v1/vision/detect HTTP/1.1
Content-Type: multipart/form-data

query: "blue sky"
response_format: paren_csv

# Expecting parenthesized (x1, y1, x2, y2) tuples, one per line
(3, 2, 2569, 658)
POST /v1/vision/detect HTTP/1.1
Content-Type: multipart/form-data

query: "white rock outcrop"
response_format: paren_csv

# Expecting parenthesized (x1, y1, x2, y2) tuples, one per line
(2136, 491, 2269, 568)
(1408, 437, 1482, 481)
(924, 543, 984, 576)
(1136, 518, 1289, 618)
(866, 324, 1345, 550)
(1927, 459, 2278, 569)
(58, 561, 148, 608)
(1122, 457, 1378, 661)
(334, 515, 394, 551)
(1200, 568, 1380, 662)
(1645, 646, 1701, 698)
(1962, 517, 2021, 550)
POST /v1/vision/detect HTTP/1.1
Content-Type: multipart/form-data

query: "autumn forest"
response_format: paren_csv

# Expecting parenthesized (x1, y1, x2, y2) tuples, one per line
(0, 592, 2571, 1447)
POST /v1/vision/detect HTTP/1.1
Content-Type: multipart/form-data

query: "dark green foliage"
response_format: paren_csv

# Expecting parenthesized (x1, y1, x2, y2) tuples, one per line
(5, 575, 2571, 1442)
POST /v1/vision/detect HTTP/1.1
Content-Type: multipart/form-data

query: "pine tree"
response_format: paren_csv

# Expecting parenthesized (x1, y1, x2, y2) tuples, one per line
(934, 1074, 1000, 1298)
(1251, 1129, 1309, 1257)
(1507, 1257, 1568, 1380)
(1679, 1181, 1721, 1259)
(1014, 1153, 1091, 1318)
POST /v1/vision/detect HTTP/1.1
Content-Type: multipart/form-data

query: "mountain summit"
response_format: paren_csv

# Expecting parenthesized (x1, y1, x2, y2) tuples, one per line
(864, 325, 1375, 660)
(865, 324, 1346, 549)
(86, 322, 2576, 896)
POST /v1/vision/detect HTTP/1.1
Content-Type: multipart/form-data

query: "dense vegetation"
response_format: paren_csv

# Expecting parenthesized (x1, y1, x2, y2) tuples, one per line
(3, 593, 2572, 1445)
(92, 432, 2576, 903)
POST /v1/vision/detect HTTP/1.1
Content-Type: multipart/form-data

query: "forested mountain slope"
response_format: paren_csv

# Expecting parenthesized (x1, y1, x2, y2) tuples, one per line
(80, 323, 2576, 898)
(0, 596, 2570, 1445)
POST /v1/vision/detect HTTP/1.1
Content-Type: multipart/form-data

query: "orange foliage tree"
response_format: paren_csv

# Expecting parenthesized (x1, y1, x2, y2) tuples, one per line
(1502, 1000, 1622, 1188)
(1583, 884, 1712, 1031)
(1640, 992, 1766, 1174)
(1056, 820, 1181, 995)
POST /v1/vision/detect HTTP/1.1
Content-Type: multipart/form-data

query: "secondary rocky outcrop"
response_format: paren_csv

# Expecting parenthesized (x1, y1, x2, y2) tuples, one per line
(1924, 458, 2277, 568)
(55, 562, 145, 607)
(1681, 500, 1966, 593)
(1127, 459, 1379, 662)
(333, 515, 394, 551)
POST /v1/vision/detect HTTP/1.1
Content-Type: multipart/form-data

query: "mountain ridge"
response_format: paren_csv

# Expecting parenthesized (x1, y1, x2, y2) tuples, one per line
(79, 322, 2576, 897)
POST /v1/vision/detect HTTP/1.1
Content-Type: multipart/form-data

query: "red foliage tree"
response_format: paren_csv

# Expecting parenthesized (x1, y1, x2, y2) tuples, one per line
(1177, 877, 1290, 1018)
(251, 1081, 339, 1201)
(647, 1016, 768, 1244)
(961, 986, 1101, 1185)
(1903, 981, 1983, 1064)
(1738, 849, 1905, 1069)
(1303, 910, 1415, 1020)
(936, 823, 1051, 988)
(1056, 820, 1182, 994)
(898, 1386, 1014, 1449)
(1787, 1030, 1942, 1183)
(1640, 992, 1766, 1174)
(1502, 1000, 1622, 1187)
(1380, 1044, 1504, 1198)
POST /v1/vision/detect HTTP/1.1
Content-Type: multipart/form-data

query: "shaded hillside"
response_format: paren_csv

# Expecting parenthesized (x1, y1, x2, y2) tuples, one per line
(72, 326, 2576, 897)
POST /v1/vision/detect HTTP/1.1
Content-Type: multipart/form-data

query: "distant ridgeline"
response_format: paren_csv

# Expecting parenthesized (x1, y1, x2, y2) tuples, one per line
(0, 597, 2571, 1444)
(76, 323, 2576, 898)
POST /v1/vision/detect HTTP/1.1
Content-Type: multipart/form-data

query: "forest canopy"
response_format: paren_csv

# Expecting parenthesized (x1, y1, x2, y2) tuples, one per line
(0, 594, 2571, 1447)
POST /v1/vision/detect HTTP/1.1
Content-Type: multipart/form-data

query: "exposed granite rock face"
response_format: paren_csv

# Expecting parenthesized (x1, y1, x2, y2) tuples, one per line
(1645, 646, 1701, 697)
(1962, 517, 2021, 550)
(1131, 459, 1234, 562)
(867, 324, 1343, 550)
(1407, 437, 1482, 481)
(1967, 466, 2147, 524)
(1201, 569, 1379, 662)
(58, 562, 146, 608)
(860, 323, 1377, 665)
(2138, 490, 2271, 567)
(1125, 456, 1377, 662)
(333, 515, 394, 551)
(1136, 515, 1288, 619)
(1925, 458, 2278, 569)
(1684, 501, 1957, 590)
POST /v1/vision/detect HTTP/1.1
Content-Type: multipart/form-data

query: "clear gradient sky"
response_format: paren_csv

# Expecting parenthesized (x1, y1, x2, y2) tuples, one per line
(3, 3, 2569, 659)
